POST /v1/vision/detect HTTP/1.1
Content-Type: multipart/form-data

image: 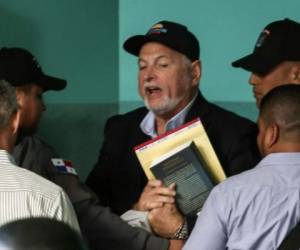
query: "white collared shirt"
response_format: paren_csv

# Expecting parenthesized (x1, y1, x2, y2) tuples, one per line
(0, 149, 80, 232)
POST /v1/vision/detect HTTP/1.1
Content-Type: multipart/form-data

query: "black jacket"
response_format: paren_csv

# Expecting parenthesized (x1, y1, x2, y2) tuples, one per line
(86, 92, 261, 215)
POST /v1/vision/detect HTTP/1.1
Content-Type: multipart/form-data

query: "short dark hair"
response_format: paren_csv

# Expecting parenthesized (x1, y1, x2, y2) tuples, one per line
(0, 217, 87, 250)
(260, 84, 300, 138)
(0, 80, 18, 129)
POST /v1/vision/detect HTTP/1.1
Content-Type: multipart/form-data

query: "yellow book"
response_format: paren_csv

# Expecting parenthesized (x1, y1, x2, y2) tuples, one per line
(134, 118, 226, 183)
(135, 118, 226, 215)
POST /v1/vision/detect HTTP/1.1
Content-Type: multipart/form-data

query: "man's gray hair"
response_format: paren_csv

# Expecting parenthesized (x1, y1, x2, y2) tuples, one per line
(0, 80, 18, 129)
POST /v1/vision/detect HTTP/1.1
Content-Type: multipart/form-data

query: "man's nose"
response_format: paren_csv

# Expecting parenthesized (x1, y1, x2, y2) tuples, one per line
(144, 66, 156, 82)
(249, 73, 260, 86)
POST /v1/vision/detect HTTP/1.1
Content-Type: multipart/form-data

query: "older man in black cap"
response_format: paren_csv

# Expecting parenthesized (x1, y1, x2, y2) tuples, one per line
(87, 20, 261, 237)
(232, 18, 300, 106)
(0, 47, 183, 250)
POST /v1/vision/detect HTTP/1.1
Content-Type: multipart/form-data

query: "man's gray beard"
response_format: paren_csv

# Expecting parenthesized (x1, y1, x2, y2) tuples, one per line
(143, 95, 184, 116)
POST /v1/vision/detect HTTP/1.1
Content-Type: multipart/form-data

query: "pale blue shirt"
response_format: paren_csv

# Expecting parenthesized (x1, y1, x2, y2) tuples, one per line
(140, 93, 198, 138)
(184, 153, 300, 250)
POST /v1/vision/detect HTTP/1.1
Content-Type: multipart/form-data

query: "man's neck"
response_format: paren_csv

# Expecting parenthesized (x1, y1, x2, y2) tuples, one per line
(266, 141, 300, 156)
(155, 116, 168, 135)
(0, 136, 14, 154)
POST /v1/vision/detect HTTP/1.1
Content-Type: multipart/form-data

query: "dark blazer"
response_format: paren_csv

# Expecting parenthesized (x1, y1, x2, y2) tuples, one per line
(86, 92, 261, 215)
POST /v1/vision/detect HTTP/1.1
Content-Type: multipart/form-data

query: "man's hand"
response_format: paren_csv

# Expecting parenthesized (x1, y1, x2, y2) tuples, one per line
(148, 203, 184, 238)
(133, 180, 176, 211)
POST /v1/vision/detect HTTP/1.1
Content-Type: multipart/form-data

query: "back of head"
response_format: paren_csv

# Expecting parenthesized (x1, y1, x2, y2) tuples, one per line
(0, 80, 18, 130)
(0, 218, 87, 250)
(260, 84, 300, 141)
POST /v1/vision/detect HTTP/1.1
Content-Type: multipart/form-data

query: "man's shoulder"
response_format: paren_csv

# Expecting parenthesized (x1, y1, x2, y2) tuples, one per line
(2, 162, 63, 197)
(205, 102, 256, 128)
(105, 106, 148, 130)
(98, 107, 149, 150)
(215, 165, 262, 193)
(15, 134, 56, 153)
(13, 134, 59, 176)
(195, 101, 258, 146)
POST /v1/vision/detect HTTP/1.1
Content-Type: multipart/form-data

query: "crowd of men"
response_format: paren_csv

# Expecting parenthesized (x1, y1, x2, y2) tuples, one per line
(0, 17, 299, 250)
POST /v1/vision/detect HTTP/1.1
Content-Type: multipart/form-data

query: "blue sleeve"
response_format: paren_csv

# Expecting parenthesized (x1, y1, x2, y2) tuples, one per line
(183, 187, 227, 250)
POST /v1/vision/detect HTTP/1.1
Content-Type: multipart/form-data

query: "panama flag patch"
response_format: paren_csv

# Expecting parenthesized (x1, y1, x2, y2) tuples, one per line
(51, 158, 78, 176)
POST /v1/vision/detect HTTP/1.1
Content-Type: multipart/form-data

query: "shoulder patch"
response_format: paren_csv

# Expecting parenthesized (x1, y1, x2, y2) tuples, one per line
(51, 158, 78, 176)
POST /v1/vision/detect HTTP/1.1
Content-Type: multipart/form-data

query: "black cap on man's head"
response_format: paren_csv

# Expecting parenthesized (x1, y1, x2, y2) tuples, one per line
(123, 20, 200, 62)
(232, 18, 300, 75)
(0, 47, 67, 91)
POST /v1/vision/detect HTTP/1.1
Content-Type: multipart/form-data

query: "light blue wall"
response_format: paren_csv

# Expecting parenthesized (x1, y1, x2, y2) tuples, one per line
(119, 0, 300, 114)
(0, 0, 118, 104)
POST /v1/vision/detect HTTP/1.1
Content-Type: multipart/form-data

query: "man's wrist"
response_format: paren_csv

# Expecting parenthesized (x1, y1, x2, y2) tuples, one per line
(171, 217, 189, 240)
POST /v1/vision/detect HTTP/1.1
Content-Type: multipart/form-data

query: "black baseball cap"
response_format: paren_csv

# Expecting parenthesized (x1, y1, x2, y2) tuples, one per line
(232, 18, 300, 75)
(123, 20, 200, 62)
(0, 47, 67, 91)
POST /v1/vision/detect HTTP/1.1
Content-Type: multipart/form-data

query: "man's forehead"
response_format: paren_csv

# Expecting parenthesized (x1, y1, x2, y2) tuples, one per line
(138, 43, 184, 62)
(138, 54, 172, 63)
(139, 42, 181, 56)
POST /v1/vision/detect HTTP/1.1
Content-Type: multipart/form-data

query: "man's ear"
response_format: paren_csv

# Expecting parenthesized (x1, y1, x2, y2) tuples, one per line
(11, 111, 20, 135)
(290, 63, 300, 83)
(191, 60, 201, 86)
(15, 88, 25, 109)
(265, 123, 280, 150)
